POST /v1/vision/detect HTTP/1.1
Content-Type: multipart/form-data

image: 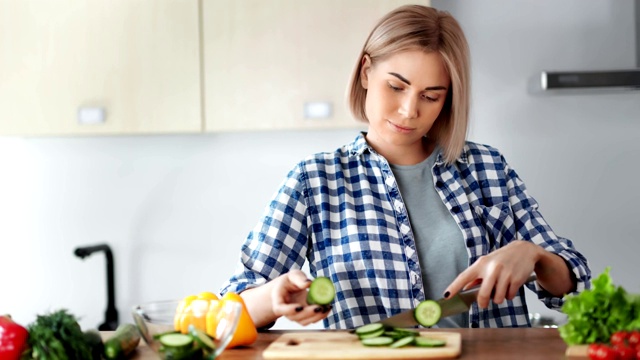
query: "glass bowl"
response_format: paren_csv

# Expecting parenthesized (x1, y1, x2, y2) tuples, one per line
(132, 299, 242, 359)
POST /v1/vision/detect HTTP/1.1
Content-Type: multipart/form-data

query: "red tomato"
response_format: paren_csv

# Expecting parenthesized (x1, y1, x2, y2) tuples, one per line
(614, 345, 635, 360)
(594, 345, 619, 360)
(588, 343, 602, 359)
(611, 331, 629, 346)
(627, 331, 640, 348)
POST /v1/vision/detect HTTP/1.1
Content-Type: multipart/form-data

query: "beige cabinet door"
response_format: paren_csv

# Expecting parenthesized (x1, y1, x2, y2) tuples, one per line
(0, 0, 201, 136)
(203, 0, 428, 132)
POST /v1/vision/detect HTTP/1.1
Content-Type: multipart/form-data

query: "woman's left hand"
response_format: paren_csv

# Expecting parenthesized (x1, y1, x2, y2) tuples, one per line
(443, 240, 542, 308)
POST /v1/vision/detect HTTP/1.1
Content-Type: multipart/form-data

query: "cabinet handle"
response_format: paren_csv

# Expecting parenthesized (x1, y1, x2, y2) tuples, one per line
(77, 107, 106, 124)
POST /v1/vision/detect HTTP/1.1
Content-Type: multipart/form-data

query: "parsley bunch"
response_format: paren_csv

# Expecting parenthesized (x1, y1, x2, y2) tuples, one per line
(559, 267, 640, 345)
(25, 309, 93, 359)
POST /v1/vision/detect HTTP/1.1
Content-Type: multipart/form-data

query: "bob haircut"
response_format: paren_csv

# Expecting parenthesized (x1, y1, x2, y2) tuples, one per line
(347, 5, 470, 164)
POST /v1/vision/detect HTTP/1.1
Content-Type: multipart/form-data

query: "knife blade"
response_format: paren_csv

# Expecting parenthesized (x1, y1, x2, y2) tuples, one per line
(378, 274, 538, 328)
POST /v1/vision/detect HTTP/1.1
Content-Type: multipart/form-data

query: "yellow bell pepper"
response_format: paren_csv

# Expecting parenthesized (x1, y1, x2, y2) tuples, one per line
(174, 291, 257, 349)
(174, 292, 219, 334)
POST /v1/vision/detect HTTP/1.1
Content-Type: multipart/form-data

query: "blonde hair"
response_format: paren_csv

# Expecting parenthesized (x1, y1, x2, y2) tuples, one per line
(347, 5, 470, 164)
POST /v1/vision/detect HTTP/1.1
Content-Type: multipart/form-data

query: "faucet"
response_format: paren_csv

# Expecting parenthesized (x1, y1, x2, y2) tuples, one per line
(74, 243, 119, 331)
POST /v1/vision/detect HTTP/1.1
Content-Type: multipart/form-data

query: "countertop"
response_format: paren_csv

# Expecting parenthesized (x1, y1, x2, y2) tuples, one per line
(104, 328, 585, 359)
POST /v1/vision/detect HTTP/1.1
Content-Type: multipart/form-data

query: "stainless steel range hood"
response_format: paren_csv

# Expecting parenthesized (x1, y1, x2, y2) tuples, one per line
(541, 0, 640, 90)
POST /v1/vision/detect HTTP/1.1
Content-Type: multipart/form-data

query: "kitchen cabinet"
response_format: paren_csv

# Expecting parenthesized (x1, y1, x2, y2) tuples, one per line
(202, 0, 428, 132)
(0, 0, 201, 136)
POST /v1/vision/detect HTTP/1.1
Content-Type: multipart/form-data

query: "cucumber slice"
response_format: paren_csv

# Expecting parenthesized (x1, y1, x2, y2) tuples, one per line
(357, 328, 385, 339)
(361, 336, 394, 347)
(354, 323, 384, 336)
(159, 333, 194, 349)
(390, 335, 416, 348)
(414, 337, 446, 347)
(307, 277, 335, 305)
(188, 325, 216, 352)
(414, 300, 441, 327)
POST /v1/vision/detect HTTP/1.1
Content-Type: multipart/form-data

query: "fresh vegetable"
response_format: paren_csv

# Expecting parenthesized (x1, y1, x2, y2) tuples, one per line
(585, 330, 640, 360)
(389, 335, 415, 348)
(84, 329, 105, 360)
(306, 277, 336, 306)
(354, 323, 384, 336)
(559, 267, 640, 345)
(414, 337, 446, 347)
(361, 336, 394, 347)
(0, 315, 29, 360)
(103, 323, 141, 359)
(175, 292, 220, 335)
(174, 291, 257, 349)
(414, 300, 441, 327)
(25, 309, 95, 360)
(354, 324, 446, 349)
(220, 292, 257, 349)
(157, 325, 216, 360)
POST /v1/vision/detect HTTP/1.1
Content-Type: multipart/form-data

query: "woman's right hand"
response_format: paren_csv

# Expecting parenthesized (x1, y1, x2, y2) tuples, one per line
(271, 270, 332, 326)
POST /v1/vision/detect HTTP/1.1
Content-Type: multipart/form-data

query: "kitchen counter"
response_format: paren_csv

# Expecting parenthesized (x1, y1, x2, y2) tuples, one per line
(107, 328, 583, 359)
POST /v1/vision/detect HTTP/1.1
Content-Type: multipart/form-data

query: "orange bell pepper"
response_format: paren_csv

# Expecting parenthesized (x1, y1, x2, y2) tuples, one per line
(219, 292, 257, 349)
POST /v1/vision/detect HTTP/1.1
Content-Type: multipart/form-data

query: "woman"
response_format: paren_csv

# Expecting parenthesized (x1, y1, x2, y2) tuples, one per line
(220, 5, 590, 329)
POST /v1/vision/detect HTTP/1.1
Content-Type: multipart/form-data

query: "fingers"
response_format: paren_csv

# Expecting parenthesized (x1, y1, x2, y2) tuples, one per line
(443, 269, 479, 300)
(271, 270, 331, 326)
(285, 304, 332, 326)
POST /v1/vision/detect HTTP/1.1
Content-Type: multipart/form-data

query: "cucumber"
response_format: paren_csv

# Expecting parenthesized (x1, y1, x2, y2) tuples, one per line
(354, 323, 384, 336)
(306, 276, 335, 305)
(188, 325, 216, 352)
(159, 333, 194, 349)
(83, 330, 104, 360)
(361, 336, 394, 347)
(414, 300, 441, 327)
(384, 328, 419, 340)
(414, 337, 446, 347)
(357, 328, 385, 339)
(103, 323, 141, 359)
(389, 335, 416, 348)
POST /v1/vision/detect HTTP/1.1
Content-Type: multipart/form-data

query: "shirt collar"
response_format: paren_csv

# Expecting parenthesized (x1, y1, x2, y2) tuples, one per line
(349, 131, 468, 164)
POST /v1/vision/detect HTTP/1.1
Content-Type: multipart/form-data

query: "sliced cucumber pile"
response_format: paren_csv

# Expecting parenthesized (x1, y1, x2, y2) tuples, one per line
(355, 323, 446, 349)
(156, 325, 216, 360)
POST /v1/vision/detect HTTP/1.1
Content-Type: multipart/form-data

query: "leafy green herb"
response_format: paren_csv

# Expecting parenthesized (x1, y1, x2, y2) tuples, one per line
(26, 309, 95, 360)
(559, 267, 640, 345)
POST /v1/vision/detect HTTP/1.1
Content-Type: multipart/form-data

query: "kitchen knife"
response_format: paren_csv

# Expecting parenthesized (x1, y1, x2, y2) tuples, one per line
(379, 274, 538, 328)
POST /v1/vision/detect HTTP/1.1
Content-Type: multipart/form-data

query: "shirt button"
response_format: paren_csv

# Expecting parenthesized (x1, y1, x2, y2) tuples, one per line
(436, 180, 445, 188)
(451, 205, 461, 213)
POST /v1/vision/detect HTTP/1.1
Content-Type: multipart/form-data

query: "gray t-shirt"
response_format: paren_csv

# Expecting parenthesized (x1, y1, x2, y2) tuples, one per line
(390, 151, 469, 328)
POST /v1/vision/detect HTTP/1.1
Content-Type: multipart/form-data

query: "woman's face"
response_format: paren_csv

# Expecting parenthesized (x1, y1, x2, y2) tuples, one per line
(360, 50, 450, 159)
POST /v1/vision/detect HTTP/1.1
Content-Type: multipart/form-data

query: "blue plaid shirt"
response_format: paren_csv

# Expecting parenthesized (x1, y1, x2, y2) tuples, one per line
(220, 133, 591, 329)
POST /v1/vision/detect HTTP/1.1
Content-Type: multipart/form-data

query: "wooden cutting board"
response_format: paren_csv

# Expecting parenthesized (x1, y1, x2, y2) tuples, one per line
(262, 331, 461, 359)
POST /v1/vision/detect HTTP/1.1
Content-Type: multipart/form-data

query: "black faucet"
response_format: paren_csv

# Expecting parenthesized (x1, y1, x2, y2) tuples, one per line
(74, 243, 119, 331)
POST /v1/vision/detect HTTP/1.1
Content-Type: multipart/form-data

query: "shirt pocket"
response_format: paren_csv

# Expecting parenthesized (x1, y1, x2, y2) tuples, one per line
(473, 202, 516, 249)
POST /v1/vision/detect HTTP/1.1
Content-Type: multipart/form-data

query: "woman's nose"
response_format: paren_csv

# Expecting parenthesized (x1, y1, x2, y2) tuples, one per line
(398, 95, 418, 119)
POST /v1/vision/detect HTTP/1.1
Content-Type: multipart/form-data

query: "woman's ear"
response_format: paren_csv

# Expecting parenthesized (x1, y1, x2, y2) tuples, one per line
(360, 54, 372, 89)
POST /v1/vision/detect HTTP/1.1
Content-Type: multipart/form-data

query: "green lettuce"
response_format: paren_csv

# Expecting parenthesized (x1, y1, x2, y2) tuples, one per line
(559, 267, 640, 345)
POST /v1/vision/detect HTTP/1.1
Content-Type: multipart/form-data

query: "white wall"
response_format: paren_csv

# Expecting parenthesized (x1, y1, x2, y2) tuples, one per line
(1, 0, 639, 330)
(431, 0, 640, 320)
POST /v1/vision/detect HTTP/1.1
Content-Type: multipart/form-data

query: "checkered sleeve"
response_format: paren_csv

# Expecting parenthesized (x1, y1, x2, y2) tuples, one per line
(501, 153, 591, 308)
(220, 163, 310, 295)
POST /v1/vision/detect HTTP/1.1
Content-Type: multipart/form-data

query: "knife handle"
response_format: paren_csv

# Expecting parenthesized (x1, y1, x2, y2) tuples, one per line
(458, 274, 538, 302)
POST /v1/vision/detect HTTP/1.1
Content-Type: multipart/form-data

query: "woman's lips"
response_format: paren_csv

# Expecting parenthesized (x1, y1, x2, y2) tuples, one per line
(388, 120, 414, 134)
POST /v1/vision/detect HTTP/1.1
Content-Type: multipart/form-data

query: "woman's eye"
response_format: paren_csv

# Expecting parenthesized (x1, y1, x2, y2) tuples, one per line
(422, 94, 438, 102)
(387, 83, 402, 91)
